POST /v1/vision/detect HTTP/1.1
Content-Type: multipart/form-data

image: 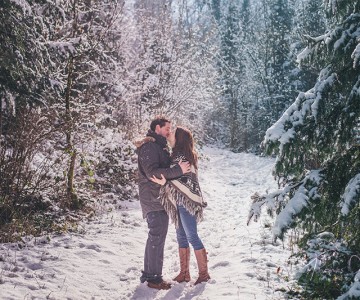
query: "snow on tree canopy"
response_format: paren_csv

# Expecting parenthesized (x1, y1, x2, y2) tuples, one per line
(352, 43, 360, 68)
(340, 173, 360, 216)
(11, 0, 32, 14)
(272, 169, 322, 238)
(337, 269, 360, 300)
(47, 38, 81, 56)
(264, 67, 336, 155)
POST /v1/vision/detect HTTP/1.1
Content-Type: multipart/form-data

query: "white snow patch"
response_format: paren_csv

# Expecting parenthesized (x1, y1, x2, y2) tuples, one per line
(0, 147, 295, 299)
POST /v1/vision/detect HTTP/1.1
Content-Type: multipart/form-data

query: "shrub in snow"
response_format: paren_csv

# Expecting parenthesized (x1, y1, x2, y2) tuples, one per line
(0, 0, 137, 241)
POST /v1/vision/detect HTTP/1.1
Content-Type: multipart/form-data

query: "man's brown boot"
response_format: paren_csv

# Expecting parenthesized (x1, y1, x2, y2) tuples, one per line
(194, 248, 210, 285)
(173, 247, 191, 283)
(147, 280, 172, 290)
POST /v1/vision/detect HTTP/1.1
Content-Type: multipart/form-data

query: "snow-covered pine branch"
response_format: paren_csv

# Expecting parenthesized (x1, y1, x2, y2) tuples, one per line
(247, 169, 323, 239)
(340, 173, 360, 216)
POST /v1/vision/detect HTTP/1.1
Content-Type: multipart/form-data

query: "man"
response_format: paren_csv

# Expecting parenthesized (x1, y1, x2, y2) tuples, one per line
(136, 117, 190, 290)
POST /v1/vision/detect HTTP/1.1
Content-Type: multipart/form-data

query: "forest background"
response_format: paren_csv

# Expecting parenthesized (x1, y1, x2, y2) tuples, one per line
(0, 0, 359, 299)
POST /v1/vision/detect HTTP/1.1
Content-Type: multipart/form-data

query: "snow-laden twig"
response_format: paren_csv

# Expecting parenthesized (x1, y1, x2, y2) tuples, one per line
(248, 170, 323, 239)
(336, 269, 360, 300)
(340, 173, 360, 216)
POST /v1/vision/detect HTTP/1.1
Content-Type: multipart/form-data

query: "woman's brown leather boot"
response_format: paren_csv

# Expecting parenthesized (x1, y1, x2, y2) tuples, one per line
(194, 248, 210, 285)
(173, 247, 191, 283)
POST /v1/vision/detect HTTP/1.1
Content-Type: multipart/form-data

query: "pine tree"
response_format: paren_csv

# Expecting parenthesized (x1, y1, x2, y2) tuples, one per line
(292, 0, 326, 92)
(249, 0, 360, 297)
(208, 0, 250, 151)
(263, 0, 296, 119)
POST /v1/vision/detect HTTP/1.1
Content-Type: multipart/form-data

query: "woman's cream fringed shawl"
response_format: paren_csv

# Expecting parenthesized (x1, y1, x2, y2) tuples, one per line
(159, 155, 207, 228)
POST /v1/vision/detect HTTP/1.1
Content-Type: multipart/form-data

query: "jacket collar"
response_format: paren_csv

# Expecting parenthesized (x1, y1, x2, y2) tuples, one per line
(146, 130, 167, 148)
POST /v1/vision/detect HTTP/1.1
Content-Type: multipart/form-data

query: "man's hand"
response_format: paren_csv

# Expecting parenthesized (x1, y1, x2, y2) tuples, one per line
(179, 159, 191, 174)
(150, 174, 167, 186)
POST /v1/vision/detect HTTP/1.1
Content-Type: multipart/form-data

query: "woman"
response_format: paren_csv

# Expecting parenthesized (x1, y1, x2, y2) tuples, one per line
(150, 126, 210, 285)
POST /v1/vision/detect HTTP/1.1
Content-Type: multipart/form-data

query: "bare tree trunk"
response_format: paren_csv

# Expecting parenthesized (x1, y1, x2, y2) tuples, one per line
(0, 90, 2, 149)
(61, 0, 81, 208)
(229, 89, 238, 150)
(64, 55, 78, 207)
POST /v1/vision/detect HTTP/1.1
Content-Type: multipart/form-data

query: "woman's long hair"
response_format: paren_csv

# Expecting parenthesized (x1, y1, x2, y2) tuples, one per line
(172, 126, 198, 169)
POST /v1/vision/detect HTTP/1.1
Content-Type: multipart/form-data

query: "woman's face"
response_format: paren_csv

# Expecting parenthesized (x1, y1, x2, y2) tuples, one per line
(167, 130, 176, 148)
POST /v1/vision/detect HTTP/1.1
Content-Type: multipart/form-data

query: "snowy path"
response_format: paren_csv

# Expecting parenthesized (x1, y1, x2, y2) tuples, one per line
(0, 147, 293, 300)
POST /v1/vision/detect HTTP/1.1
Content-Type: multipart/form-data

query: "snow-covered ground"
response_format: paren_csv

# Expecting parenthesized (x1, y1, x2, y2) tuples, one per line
(0, 147, 297, 300)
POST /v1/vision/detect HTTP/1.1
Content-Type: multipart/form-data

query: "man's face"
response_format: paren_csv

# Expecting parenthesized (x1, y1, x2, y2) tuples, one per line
(155, 122, 171, 138)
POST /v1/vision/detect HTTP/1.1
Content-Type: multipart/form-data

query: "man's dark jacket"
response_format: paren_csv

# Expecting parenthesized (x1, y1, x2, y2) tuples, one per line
(137, 130, 183, 218)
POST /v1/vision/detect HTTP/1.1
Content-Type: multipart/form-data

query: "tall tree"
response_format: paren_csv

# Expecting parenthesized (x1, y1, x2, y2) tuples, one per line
(122, 0, 218, 138)
(249, 0, 360, 298)
(292, 0, 327, 92)
(0, 0, 127, 209)
(0, 0, 58, 207)
(208, 0, 251, 151)
(263, 0, 296, 119)
(45, 0, 126, 207)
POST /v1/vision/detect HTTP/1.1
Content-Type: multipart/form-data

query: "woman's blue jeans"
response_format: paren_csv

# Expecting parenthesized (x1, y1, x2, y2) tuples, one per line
(176, 205, 204, 250)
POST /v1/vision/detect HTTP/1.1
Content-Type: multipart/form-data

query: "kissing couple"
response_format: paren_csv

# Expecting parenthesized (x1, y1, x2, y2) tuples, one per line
(135, 116, 210, 290)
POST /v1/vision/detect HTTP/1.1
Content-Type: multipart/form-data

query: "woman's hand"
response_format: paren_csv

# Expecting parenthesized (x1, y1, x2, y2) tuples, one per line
(150, 174, 167, 186)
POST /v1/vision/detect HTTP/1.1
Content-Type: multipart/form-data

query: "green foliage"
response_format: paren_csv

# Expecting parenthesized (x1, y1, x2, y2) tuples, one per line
(93, 143, 137, 200)
(0, 0, 55, 108)
(297, 233, 358, 299)
(251, 1, 360, 298)
(0, 193, 57, 243)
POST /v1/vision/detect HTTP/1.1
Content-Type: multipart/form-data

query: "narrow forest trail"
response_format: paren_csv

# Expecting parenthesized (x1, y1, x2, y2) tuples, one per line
(0, 147, 294, 300)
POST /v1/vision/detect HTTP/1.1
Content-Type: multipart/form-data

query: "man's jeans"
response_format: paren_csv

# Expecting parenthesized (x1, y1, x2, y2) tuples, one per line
(176, 205, 204, 250)
(140, 210, 169, 284)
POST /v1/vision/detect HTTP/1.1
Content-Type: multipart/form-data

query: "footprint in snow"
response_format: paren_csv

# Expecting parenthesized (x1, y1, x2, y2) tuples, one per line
(241, 258, 258, 263)
(130, 283, 158, 300)
(99, 259, 111, 264)
(28, 284, 39, 290)
(119, 274, 129, 281)
(125, 266, 138, 273)
(210, 261, 230, 269)
(86, 244, 101, 252)
(28, 262, 43, 271)
(6, 272, 19, 278)
(161, 283, 185, 300)
(266, 262, 277, 267)
(210, 242, 220, 249)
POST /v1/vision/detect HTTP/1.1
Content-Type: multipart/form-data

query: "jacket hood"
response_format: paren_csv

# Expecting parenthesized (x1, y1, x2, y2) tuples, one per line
(134, 130, 168, 149)
(146, 130, 167, 148)
(134, 136, 156, 149)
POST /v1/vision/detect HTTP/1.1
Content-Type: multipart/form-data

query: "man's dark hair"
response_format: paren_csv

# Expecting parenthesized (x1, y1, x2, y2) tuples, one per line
(150, 116, 171, 131)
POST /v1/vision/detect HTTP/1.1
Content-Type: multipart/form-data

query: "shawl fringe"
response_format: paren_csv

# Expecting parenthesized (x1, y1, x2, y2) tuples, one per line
(160, 182, 205, 228)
